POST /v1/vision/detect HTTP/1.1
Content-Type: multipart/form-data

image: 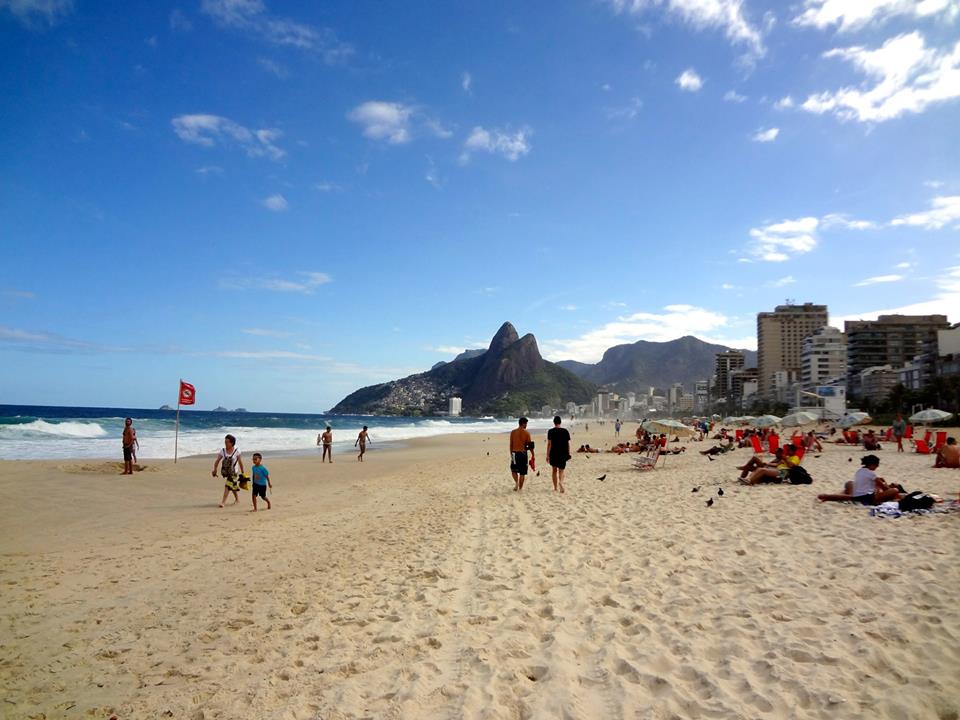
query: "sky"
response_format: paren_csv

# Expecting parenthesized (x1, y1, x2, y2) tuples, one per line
(1, 0, 959, 412)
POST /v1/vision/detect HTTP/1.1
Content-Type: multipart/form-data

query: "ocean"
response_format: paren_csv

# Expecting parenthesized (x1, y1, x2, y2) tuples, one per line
(0, 405, 553, 460)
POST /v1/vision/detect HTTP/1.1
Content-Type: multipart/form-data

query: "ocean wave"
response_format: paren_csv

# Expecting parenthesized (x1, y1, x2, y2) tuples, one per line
(0, 419, 109, 439)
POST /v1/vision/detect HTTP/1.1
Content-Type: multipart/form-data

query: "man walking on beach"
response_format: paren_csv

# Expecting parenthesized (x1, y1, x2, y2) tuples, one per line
(318, 426, 333, 463)
(509, 417, 533, 492)
(892, 413, 907, 453)
(355, 426, 371, 461)
(547, 415, 571, 493)
(121, 417, 138, 475)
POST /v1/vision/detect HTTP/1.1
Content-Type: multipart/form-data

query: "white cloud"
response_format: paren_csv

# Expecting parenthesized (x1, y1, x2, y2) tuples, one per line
(924, 179, 944, 188)
(752, 127, 779, 142)
(258, 57, 288, 78)
(425, 156, 444, 189)
(675, 68, 704, 91)
(0, 0, 73, 27)
(200, 0, 352, 62)
(895, 261, 912, 269)
(172, 114, 286, 160)
(605, 97, 643, 120)
(821, 213, 879, 230)
(890, 195, 960, 229)
(609, 0, 765, 60)
(460, 126, 531, 163)
(834, 266, 960, 324)
(747, 216, 819, 262)
(854, 274, 904, 286)
(768, 275, 796, 287)
(430, 345, 468, 355)
(242, 328, 292, 337)
(723, 89, 747, 102)
(793, 0, 960, 32)
(559, 304, 578, 311)
(720, 283, 736, 290)
(262, 193, 288, 211)
(462, 71, 472, 94)
(799, 32, 960, 122)
(348, 101, 413, 144)
(774, 95, 795, 109)
(226, 271, 330, 294)
(542, 304, 752, 363)
(314, 181, 341, 192)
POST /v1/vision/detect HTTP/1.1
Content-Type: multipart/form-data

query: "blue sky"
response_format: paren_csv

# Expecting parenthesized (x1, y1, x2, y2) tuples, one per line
(1, 0, 959, 412)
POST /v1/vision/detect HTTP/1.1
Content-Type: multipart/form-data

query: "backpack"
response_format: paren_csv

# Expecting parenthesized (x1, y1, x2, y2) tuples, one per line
(787, 465, 812, 485)
(898, 491, 935, 512)
(221, 449, 236, 479)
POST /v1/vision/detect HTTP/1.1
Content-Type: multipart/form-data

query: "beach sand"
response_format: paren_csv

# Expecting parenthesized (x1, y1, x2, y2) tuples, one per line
(1, 424, 958, 719)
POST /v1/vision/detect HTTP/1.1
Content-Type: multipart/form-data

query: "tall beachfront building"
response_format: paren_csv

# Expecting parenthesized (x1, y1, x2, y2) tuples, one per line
(448, 396, 462, 416)
(844, 315, 949, 398)
(757, 303, 829, 401)
(713, 350, 745, 400)
(800, 326, 847, 391)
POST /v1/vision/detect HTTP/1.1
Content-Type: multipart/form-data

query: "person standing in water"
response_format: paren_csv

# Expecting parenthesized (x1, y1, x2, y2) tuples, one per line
(355, 426, 371, 461)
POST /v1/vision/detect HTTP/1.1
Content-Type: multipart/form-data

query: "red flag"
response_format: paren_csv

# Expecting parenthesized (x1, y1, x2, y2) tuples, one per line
(178, 380, 196, 406)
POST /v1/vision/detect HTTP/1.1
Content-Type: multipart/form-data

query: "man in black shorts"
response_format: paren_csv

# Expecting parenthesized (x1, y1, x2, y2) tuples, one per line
(509, 417, 533, 491)
(547, 415, 571, 493)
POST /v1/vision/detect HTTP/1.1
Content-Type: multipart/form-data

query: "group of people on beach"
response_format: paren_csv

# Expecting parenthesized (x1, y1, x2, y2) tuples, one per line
(316, 426, 372, 462)
(510, 416, 571, 493)
(210, 434, 273, 511)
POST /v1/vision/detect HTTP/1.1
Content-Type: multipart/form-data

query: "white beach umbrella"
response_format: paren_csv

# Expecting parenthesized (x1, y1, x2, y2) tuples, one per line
(751, 414, 782, 428)
(836, 412, 871, 428)
(738, 415, 756, 425)
(908, 408, 954, 424)
(781, 411, 819, 428)
(642, 419, 695, 436)
(721, 416, 740, 425)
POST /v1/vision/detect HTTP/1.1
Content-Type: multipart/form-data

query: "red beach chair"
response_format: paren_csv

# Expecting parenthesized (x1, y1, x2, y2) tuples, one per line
(768, 434, 780, 454)
(934, 431, 947, 450)
(792, 434, 804, 447)
(904, 425, 913, 439)
(750, 435, 763, 454)
(794, 446, 806, 461)
(885, 428, 893, 441)
(914, 440, 932, 454)
(735, 429, 744, 441)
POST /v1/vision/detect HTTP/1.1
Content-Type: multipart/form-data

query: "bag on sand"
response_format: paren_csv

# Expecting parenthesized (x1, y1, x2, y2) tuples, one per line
(787, 465, 812, 485)
(898, 491, 935, 512)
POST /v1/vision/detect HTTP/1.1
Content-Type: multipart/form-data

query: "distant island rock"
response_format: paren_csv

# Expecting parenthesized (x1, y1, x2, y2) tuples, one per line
(212, 406, 229, 412)
(233, 408, 248, 413)
(332, 322, 596, 416)
(159, 404, 174, 411)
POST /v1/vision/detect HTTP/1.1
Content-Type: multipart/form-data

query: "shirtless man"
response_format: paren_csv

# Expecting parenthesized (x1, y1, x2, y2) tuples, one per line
(509, 417, 534, 491)
(121, 417, 138, 475)
(934, 437, 960, 468)
(317, 426, 333, 463)
(355, 426, 371, 461)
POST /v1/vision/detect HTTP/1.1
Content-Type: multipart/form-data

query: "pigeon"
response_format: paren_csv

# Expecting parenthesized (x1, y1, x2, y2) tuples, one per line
(597, 474, 606, 481)
(707, 456, 715, 461)
(706, 498, 714, 507)
(691, 486, 700, 493)
(718, 487, 724, 496)
(848, 457, 853, 462)
(486, 452, 489, 456)
(537, 471, 541, 477)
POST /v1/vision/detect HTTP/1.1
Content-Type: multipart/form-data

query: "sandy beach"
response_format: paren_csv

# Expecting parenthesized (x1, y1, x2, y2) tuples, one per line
(1, 425, 958, 720)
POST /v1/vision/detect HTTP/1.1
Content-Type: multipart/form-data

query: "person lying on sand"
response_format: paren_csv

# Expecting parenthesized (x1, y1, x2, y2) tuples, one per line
(701, 438, 735, 456)
(934, 437, 959, 468)
(743, 445, 800, 485)
(818, 455, 904, 504)
(577, 444, 600, 453)
(804, 431, 823, 453)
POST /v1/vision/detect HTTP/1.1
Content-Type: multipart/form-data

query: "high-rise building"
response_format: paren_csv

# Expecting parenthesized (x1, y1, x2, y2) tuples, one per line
(757, 303, 829, 400)
(729, 367, 759, 408)
(448, 396, 462, 416)
(800, 326, 847, 391)
(713, 351, 745, 399)
(694, 380, 709, 412)
(844, 314, 949, 398)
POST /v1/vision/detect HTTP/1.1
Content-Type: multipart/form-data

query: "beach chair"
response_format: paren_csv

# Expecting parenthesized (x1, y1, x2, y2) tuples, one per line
(914, 440, 932, 454)
(750, 435, 763, 454)
(633, 448, 661, 471)
(934, 431, 947, 450)
(791, 434, 804, 447)
(885, 428, 893, 441)
(768, 434, 780, 454)
(904, 425, 913, 439)
(735, 429, 744, 441)
(794, 446, 806, 461)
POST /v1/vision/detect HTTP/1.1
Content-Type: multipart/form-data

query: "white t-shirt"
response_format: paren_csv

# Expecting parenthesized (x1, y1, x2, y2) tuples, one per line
(218, 447, 241, 471)
(851, 467, 877, 496)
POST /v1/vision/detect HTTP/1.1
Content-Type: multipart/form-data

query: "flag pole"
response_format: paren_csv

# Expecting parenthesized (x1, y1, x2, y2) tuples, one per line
(175, 379, 181, 463)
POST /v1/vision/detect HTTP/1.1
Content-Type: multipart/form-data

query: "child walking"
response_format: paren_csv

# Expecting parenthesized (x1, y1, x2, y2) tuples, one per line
(251, 452, 272, 511)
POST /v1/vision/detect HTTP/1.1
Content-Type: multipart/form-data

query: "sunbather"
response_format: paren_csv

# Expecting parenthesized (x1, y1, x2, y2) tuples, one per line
(744, 444, 800, 485)
(818, 455, 903, 504)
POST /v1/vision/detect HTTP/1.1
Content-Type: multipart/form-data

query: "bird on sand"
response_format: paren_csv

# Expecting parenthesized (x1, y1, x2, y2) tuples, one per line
(718, 488, 724, 496)
(706, 498, 714, 507)
(597, 474, 606, 481)
(706, 456, 715, 461)
(691, 486, 700, 493)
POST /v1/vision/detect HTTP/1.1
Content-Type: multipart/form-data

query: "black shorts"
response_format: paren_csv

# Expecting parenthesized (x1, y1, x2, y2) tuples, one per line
(510, 451, 528, 475)
(852, 494, 874, 505)
(123, 445, 133, 462)
(549, 455, 568, 470)
(252, 484, 268, 499)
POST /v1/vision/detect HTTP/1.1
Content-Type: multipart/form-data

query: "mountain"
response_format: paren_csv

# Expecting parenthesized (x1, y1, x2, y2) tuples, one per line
(331, 322, 596, 416)
(431, 348, 486, 370)
(557, 336, 757, 393)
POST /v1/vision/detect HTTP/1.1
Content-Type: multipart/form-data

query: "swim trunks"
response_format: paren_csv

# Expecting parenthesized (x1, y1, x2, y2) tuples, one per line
(123, 444, 133, 462)
(510, 451, 528, 475)
(252, 484, 267, 499)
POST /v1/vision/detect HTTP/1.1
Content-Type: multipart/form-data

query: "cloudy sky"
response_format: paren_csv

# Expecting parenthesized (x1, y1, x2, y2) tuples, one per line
(1, 0, 959, 411)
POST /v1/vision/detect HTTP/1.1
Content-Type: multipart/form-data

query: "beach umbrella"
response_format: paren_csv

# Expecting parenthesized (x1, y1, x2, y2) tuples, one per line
(908, 408, 954, 424)
(836, 412, 871, 428)
(751, 414, 782, 428)
(781, 411, 819, 428)
(642, 419, 695, 436)
(721, 416, 740, 425)
(738, 415, 756, 425)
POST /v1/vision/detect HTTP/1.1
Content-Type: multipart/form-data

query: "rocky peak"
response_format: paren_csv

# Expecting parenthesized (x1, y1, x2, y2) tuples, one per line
(487, 322, 520, 356)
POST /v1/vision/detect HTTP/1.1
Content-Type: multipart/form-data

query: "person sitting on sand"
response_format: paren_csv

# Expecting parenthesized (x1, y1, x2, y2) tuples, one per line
(804, 431, 822, 453)
(744, 444, 800, 485)
(862, 429, 882, 451)
(700, 438, 735, 456)
(738, 447, 783, 479)
(818, 455, 903, 504)
(577, 444, 600, 453)
(934, 437, 960, 468)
